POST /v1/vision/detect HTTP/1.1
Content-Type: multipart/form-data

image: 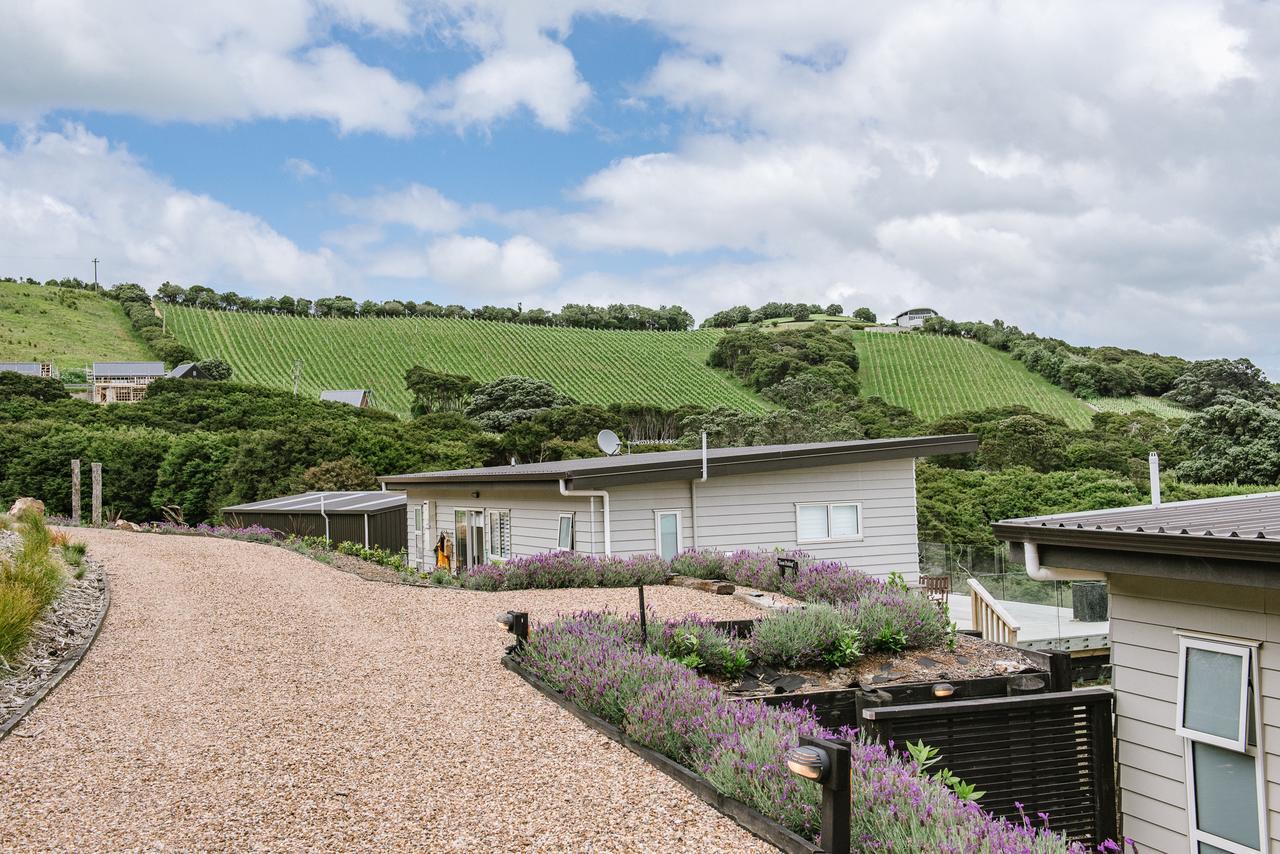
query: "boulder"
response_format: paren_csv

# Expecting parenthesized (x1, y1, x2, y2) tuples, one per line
(8, 497, 45, 518)
(111, 519, 144, 533)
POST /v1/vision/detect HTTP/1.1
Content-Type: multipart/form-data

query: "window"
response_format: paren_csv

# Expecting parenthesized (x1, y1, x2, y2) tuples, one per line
(557, 513, 574, 551)
(1177, 634, 1265, 854)
(655, 510, 682, 560)
(486, 509, 512, 561)
(795, 502, 861, 543)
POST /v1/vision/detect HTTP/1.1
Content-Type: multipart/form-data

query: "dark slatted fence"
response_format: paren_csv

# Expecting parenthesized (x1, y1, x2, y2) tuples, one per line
(860, 688, 1116, 847)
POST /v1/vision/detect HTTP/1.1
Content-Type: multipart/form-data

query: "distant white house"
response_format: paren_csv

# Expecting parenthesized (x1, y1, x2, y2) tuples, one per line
(0, 361, 57, 379)
(90, 361, 166, 404)
(894, 308, 939, 328)
(382, 434, 978, 576)
(320, 389, 372, 408)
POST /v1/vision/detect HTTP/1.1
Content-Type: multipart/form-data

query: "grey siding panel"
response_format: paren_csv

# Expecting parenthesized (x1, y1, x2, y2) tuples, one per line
(1108, 573, 1277, 854)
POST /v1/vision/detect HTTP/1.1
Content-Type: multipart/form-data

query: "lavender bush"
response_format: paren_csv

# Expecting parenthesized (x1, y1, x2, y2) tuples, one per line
(748, 604, 856, 668)
(147, 520, 281, 543)
(647, 614, 750, 678)
(520, 611, 1110, 852)
(459, 551, 668, 592)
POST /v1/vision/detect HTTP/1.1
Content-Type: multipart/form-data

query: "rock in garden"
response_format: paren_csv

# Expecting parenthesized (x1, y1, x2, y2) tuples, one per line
(8, 497, 45, 517)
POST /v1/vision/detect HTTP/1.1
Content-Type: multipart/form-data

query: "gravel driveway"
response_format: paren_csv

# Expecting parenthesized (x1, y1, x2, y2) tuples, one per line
(0, 529, 775, 852)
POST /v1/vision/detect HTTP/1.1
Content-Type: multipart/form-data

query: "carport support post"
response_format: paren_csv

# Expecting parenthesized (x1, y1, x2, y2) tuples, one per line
(90, 462, 102, 526)
(71, 459, 81, 526)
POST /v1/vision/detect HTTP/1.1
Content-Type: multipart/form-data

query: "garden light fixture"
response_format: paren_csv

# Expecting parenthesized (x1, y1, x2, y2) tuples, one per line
(932, 681, 956, 698)
(784, 735, 851, 854)
(497, 610, 528, 650)
(784, 745, 830, 781)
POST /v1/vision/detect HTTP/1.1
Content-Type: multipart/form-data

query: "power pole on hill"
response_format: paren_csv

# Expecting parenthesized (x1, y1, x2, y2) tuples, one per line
(92, 258, 99, 291)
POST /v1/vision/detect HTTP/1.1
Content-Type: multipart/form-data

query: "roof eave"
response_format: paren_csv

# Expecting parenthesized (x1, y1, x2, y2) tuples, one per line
(993, 522, 1280, 564)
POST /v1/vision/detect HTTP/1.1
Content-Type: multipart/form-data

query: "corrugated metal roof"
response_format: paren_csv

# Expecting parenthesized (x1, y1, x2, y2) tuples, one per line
(320, 390, 369, 405)
(993, 491, 1280, 563)
(222, 491, 405, 514)
(0, 363, 42, 376)
(381, 434, 979, 489)
(166, 362, 197, 379)
(93, 361, 165, 376)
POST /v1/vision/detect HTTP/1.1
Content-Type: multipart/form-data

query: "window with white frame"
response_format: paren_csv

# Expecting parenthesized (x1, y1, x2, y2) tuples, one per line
(655, 510, 682, 561)
(795, 502, 861, 543)
(557, 513, 575, 551)
(486, 509, 512, 561)
(1176, 634, 1265, 854)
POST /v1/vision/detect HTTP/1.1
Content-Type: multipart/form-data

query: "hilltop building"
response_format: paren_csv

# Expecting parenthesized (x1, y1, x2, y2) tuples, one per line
(894, 307, 938, 327)
(382, 434, 977, 575)
(321, 389, 372, 407)
(90, 361, 166, 404)
(0, 361, 58, 378)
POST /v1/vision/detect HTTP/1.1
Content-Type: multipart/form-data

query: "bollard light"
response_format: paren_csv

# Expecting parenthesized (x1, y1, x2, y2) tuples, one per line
(786, 735, 851, 854)
(784, 745, 830, 782)
(932, 682, 956, 699)
(497, 610, 528, 650)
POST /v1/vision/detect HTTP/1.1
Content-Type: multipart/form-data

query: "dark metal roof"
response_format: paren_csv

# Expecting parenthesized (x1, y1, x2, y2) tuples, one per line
(93, 361, 165, 376)
(320, 390, 369, 405)
(994, 491, 1280, 563)
(166, 362, 198, 379)
(381, 434, 978, 489)
(222, 491, 405, 515)
(0, 363, 42, 376)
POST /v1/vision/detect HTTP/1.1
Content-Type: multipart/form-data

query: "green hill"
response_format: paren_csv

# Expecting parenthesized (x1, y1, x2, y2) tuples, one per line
(0, 281, 152, 369)
(166, 306, 768, 416)
(850, 331, 1095, 427)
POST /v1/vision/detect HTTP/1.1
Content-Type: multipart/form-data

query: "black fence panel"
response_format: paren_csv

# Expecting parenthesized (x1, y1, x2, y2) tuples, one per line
(860, 688, 1116, 847)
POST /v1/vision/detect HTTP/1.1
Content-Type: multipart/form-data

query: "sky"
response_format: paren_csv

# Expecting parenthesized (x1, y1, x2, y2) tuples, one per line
(1, 1, 1278, 373)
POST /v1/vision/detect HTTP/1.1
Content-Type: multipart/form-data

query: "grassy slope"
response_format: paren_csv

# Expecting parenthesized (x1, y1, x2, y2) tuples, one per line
(851, 331, 1095, 427)
(166, 306, 768, 416)
(0, 281, 152, 368)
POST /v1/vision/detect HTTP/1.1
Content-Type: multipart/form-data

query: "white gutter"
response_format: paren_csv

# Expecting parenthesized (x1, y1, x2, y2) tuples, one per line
(561, 479, 610, 556)
(691, 431, 708, 550)
(1023, 541, 1105, 582)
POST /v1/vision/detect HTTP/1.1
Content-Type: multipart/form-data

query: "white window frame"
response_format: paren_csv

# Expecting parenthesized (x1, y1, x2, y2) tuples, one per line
(654, 509, 683, 559)
(794, 502, 863, 544)
(557, 513, 575, 551)
(1176, 633, 1267, 854)
(486, 508, 512, 562)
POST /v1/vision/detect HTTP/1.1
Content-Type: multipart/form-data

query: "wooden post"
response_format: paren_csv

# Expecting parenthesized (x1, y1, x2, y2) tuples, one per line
(91, 462, 102, 526)
(71, 459, 81, 526)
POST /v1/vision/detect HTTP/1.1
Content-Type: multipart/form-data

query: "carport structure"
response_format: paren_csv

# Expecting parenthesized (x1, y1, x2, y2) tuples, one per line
(222, 491, 406, 551)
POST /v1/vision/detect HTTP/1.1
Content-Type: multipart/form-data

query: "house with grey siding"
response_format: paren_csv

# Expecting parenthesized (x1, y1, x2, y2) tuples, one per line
(380, 434, 977, 577)
(995, 493, 1280, 854)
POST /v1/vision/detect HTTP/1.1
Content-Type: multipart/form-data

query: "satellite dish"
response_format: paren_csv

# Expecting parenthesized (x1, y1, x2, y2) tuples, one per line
(597, 429, 623, 456)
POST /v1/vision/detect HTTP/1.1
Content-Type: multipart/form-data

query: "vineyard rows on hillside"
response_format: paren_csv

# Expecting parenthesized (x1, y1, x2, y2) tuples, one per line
(166, 307, 768, 416)
(850, 331, 1095, 427)
(1085, 394, 1190, 419)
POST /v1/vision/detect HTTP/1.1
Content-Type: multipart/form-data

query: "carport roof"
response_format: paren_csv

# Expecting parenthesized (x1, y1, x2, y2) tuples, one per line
(223, 491, 405, 514)
(380, 434, 978, 489)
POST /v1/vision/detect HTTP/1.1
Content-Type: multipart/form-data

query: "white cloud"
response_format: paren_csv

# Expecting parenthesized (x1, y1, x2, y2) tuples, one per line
(0, 124, 340, 294)
(283, 158, 322, 181)
(0, 2, 429, 135)
(423, 234, 561, 292)
(338, 184, 467, 233)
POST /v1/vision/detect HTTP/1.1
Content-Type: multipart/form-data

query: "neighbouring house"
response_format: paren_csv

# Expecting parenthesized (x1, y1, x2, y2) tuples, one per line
(0, 361, 58, 378)
(320, 389, 372, 407)
(90, 361, 166, 404)
(165, 362, 208, 380)
(381, 434, 978, 575)
(222, 491, 406, 551)
(894, 307, 938, 327)
(994, 492, 1280, 854)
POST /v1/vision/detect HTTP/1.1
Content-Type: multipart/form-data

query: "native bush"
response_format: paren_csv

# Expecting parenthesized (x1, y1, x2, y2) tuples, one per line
(0, 580, 39, 660)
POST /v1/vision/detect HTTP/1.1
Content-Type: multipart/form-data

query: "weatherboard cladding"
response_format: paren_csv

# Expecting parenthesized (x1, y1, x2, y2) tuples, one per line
(380, 435, 978, 489)
(993, 491, 1280, 563)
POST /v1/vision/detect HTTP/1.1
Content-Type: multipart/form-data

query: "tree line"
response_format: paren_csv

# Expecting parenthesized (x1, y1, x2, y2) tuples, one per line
(701, 302, 877, 328)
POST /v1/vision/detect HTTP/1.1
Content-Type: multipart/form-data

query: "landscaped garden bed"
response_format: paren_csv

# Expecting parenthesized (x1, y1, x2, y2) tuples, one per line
(1, 509, 108, 737)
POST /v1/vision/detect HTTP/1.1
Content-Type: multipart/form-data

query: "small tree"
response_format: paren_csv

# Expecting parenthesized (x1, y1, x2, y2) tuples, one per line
(195, 358, 233, 381)
(464, 376, 575, 432)
(406, 366, 479, 415)
(296, 457, 378, 492)
(824, 303, 844, 316)
(852, 306, 876, 322)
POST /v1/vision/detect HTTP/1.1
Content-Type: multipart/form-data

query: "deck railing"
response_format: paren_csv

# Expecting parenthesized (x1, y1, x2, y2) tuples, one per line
(968, 577, 1020, 644)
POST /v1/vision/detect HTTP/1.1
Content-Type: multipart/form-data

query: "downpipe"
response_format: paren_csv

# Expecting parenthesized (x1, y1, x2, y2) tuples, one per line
(561, 479, 611, 556)
(691, 431, 708, 550)
(1023, 540, 1105, 582)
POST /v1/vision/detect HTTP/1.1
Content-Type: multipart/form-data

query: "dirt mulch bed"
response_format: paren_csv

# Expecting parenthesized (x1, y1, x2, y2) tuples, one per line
(723, 633, 1041, 698)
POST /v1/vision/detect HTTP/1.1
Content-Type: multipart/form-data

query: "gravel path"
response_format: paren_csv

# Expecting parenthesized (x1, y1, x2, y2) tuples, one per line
(0, 529, 775, 852)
